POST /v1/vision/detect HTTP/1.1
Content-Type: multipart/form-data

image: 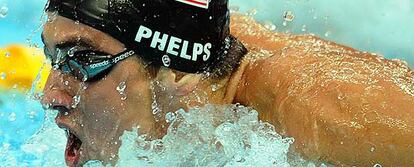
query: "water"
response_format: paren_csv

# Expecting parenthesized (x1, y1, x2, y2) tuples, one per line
(0, 6, 8, 18)
(0, 96, 322, 166)
(1, 0, 413, 66)
(0, 0, 413, 166)
(88, 105, 300, 167)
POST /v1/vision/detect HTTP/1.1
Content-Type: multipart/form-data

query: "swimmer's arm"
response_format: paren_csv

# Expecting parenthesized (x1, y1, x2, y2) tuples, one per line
(231, 14, 414, 166)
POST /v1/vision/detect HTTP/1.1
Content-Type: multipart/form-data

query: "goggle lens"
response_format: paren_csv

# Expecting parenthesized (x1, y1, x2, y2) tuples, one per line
(45, 48, 135, 82)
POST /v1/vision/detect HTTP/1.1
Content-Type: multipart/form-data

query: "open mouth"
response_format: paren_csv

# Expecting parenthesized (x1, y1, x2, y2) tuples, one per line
(65, 130, 82, 166)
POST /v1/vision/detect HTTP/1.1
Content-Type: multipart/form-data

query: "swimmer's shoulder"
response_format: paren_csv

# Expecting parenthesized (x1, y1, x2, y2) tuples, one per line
(231, 14, 366, 64)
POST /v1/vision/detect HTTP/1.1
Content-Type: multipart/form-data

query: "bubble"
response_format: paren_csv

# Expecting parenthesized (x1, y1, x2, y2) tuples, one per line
(283, 11, 295, 22)
(0, 6, 8, 18)
(118, 105, 296, 167)
(8, 112, 16, 122)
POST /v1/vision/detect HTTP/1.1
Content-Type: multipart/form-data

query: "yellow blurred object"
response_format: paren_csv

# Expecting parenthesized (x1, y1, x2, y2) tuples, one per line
(0, 45, 51, 92)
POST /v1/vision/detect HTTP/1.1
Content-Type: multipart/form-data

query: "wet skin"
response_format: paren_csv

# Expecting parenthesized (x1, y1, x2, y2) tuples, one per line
(42, 15, 159, 166)
(41, 14, 414, 166)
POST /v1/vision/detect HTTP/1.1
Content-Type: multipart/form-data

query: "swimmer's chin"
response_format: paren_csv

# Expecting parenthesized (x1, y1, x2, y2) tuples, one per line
(77, 147, 120, 167)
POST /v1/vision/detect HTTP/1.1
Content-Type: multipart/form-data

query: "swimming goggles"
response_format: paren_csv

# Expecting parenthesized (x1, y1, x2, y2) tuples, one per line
(44, 47, 135, 82)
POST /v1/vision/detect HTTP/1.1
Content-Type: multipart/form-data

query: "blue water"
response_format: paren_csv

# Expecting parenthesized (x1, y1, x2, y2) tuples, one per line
(0, 0, 413, 166)
(0, 92, 44, 149)
(1, 0, 413, 65)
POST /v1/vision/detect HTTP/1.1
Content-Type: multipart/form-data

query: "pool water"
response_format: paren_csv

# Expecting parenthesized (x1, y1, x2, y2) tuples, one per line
(1, 0, 413, 166)
(1, 96, 323, 167)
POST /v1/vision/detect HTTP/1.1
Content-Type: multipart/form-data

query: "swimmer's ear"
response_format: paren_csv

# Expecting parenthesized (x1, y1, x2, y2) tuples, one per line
(156, 68, 202, 96)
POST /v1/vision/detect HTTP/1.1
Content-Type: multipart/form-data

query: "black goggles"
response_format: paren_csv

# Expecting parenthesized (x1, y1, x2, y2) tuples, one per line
(44, 47, 135, 82)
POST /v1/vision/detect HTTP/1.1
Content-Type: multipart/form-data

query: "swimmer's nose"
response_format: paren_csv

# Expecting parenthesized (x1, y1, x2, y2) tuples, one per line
(41, 71, 74, 110)
(41, 89, 73, 110)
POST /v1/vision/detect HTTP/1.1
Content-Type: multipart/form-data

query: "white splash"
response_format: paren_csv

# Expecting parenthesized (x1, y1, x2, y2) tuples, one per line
(115, 104, 296, 167)
(1, 102, 320, 167)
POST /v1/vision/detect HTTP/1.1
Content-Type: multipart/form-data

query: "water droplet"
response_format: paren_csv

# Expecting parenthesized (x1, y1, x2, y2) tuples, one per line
(67, 47, 77, 57)
(283, 11, 295, 22)
(165, 112, 176, 123)
(301, 25, 307, 32)
(229, 5, 240, 12)
(246, 9, 257, 16)
(64, 81, 69, 86)
(8, 112, 16, 122)
(116, 82, 128, 100)
(0, 72, 6, 80)
(152, 100, 161, 115)
(162, 55, 171, 67)
(117, 82, 127, 93)
(71, 95, 81, 109)
(53, 64, 59, 70)
(0, 6, 8, 18)
(211, 84, 220, 92)
(4, 52, 10, 58)
(117, 82, 128, 100)
(263, 21, 276, 31)
(324, 31, 331, 37)
(120, 95, 127, 101)
(282, 21, 288, 27)
(373, 164, 382, 167)
(42, 103, 51, 110)
(234, 155, 245, 162)
(27, 111, 37, 119)
(82, 76, 88, 82)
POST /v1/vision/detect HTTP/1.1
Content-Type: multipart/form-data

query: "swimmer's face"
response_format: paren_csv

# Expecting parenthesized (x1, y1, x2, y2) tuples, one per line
(41, 15, 160, 166)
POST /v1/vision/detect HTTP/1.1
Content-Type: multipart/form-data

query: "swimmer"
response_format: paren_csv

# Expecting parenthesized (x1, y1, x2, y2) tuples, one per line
(40, 0, 414, 166)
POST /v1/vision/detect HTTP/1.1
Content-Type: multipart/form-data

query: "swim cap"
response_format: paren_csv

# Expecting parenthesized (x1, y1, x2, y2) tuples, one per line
(46, 0, 233, 73)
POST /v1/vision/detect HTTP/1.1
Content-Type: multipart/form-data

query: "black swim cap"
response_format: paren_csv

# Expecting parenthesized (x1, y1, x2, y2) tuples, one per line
(46, 0, 233, 73)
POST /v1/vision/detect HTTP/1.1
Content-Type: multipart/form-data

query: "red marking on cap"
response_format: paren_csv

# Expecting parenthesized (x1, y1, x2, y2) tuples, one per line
(176, 0, 209, 9)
